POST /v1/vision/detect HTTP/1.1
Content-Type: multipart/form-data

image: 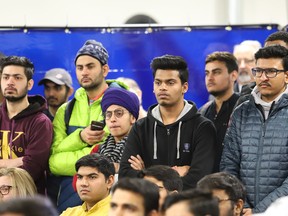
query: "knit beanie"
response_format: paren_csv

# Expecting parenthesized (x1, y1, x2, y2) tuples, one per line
(75, 40, 109, 65)
(101, 87, 140, 120)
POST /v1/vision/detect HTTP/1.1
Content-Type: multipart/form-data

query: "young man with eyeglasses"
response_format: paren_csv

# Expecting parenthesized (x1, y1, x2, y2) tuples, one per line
(91, 87, 139, 173)
(197, 172, 246, 216)
(221, 45, 288, 215)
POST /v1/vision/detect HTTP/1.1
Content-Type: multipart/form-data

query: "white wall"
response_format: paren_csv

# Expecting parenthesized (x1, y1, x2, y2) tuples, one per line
(0, 0, 287, 27)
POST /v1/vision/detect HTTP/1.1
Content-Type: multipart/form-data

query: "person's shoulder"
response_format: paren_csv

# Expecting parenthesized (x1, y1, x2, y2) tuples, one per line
(198, 100, 213, 115)
(60, 205, 83, 216)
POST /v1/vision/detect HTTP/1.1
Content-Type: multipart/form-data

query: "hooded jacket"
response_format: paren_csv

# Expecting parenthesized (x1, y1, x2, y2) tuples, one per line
(0, 95, 53, 194)
(119, 101, 216, 189)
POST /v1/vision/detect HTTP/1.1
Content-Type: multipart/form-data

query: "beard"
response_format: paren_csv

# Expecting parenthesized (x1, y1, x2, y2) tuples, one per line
(47, 91, 69, 108)
(4, 85, 28, 102)
(80, 81, 100, 91)
(209, 88, 229, 98)
(4, 91, 27, 102)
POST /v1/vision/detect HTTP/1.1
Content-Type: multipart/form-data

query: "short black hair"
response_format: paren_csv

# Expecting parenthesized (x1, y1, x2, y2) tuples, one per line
(255, 45, 288, 71)
(162, 188, 219, 216)
(0, 56, 34, 80)
(205, 51, 238, 73)
(197, 172, 246, 202)
(150, 54, 189, 84)
(75, 153, 115, 180)
(139, 165, 183, 192)
(265, 31, 288, 45)
(111, 177, 159, 215)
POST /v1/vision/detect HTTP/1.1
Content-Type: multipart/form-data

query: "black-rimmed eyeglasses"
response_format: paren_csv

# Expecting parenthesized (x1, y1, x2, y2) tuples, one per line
(0, 185, 13, 196)
(251, 68, 287, 78)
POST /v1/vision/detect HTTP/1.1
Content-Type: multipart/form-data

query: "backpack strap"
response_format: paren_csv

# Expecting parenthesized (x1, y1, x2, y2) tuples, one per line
(64, 98, 76, 133)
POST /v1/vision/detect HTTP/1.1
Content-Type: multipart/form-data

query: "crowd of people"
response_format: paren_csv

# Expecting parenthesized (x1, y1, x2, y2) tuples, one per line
(0, 30, 288, 216)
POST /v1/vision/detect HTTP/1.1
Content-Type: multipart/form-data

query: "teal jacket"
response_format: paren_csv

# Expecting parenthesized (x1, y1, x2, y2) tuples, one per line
(49, 81, 127, 176)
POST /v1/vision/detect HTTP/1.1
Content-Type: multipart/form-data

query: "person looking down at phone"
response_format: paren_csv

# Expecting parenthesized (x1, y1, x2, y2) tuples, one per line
(91, 87, 139, 173)
(48, 40, 127, 213)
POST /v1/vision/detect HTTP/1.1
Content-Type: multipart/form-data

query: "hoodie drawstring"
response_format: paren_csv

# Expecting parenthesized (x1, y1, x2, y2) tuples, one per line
(153, 122, 157, 159)
(153, 121, 182, 160)
(176, 121, 182, 159)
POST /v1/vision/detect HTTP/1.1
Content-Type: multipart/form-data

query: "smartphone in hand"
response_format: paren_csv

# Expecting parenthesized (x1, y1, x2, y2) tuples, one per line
(90, 121, 105, 131)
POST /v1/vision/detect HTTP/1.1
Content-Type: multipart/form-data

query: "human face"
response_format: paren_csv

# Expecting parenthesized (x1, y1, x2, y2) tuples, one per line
(153, 69, 188, 108)
(265, 40, 288, 49)
(205, 61, 237, 98)
(165, 201, 194, 216)
(1, 65, 33, 102)
(44, 81, 69, 108)
(105, 105, 136, 142)
(75, 55, 108, 91)
(213, 189, 234, 216)
(144, 176, 167, 209)
(254, 58, 288, 102)
(109, 189, 146, 216)
(0, 176, 15, 201)
(234, 48, 256, 85)
(76, 166, 113, 209)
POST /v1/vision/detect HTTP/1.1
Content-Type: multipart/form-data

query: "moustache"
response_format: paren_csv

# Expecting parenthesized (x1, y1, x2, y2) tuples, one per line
(47, 96, 57, 100)
(259, 82, 271, 87)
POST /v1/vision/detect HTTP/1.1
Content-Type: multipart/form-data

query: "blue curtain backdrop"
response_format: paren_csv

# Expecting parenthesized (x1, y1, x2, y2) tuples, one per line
(0, 25, 278, 109)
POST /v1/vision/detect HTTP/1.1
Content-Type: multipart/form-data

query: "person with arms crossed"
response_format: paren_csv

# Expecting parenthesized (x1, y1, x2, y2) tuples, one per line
(119, 54, 216, 190)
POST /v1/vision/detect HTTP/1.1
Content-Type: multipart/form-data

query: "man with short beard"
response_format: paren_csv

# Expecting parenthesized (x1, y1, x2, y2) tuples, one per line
(200, 52, 239, 172)
(49, 40, 127, 213)
(38, 68, 74, 121)
(0, 56, 53, 194)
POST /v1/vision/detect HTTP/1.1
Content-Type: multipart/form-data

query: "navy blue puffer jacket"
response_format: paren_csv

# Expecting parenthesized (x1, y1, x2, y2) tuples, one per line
(221, 94, 288, 213)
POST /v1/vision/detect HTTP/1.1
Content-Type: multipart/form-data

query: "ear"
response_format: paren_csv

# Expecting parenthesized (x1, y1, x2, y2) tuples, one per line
(102, 64, 110, 78)
(68, 87, 74, 97)
(27, 79, 34, 91)
(230, 70, 238, 82)
(106, 175, 115, 190)
(234, 199, 244, 216)
(284, 71, 288, 84)
(72, 174, 77, 192)
(182, 82, 188, 94)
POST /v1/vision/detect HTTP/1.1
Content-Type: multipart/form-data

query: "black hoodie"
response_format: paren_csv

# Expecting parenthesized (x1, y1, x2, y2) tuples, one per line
(119, 101, 216, 189)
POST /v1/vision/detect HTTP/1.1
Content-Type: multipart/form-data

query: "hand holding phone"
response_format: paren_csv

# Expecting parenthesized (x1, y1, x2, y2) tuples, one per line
(90, 121, 105, 131)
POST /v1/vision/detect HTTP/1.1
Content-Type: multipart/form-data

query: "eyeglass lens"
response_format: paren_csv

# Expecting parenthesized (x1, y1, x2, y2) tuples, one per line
(105, 109, 125, 120)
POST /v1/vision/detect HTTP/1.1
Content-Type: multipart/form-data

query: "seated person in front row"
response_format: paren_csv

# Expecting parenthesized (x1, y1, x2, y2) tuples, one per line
(61, 154, 115, 216)
(91, 87, 140, 173)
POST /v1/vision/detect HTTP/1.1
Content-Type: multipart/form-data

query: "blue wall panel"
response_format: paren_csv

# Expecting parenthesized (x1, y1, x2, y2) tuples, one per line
(0, 25, 278, 109)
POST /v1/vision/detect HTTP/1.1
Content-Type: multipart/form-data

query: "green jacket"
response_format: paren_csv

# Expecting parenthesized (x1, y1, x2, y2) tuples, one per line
(49, 81, 127, 176)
